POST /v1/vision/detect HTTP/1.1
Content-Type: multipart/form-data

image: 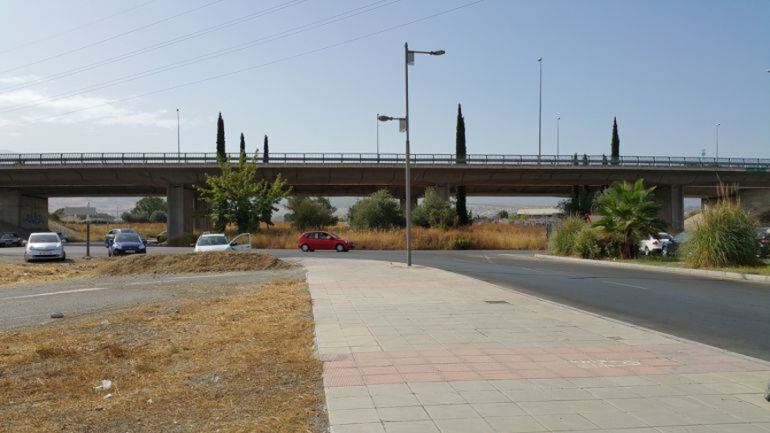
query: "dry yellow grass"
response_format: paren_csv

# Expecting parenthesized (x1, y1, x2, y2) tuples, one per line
(0, 252, 293, 287)
(0, 279, 326, 433)
(59, 222, 166, 241)
(251, 222, 546, 250)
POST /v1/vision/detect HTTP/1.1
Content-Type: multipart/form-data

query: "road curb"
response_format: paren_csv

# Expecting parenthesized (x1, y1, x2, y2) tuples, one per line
(533, 254, 770, 284)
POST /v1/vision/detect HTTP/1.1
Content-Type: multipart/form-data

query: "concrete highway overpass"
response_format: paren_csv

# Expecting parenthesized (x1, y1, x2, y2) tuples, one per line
(1, 152, 769, 237)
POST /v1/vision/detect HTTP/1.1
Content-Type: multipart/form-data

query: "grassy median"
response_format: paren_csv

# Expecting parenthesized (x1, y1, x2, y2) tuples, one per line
(0, 279, 326, 433)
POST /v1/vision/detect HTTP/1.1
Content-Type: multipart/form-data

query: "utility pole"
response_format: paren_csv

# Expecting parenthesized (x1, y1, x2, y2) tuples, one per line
(176, 108, 181, 155)
(556, 115, 561, 157)
(538, 57, 543, 160)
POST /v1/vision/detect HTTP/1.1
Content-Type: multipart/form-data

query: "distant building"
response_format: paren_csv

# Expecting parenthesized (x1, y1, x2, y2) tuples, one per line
(63, 206, 97, 217)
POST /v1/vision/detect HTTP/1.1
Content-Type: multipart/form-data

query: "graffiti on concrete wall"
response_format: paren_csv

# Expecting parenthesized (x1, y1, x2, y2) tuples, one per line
(23, 212, 45, 226)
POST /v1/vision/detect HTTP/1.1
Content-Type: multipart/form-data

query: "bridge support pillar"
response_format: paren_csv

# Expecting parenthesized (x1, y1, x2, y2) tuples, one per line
(167, 184, 194, 240)
(737, 189, 770, 222)
(0, 189, 48, 235)
(653, 185, 684, 232)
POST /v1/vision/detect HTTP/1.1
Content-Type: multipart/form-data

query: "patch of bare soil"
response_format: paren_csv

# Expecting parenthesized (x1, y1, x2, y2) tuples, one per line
(0, 279, 327, 433)
(0, 252, 294, 287)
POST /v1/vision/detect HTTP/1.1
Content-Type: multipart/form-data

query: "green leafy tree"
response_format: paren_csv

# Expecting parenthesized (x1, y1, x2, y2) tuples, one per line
(149, 210, 167, 223)
(412, 187, 458, 229)
(558, 185, 597, 215)
(216, 112, 226, 163)
(134, 196, 166, 216)
(348, 189, 404, 230)
(592, 180, 663, 258)
(497, 210, 509, 219)
(285, 196, 338, 230)
(610, 117, 620, 165)
(263, 135, 269, 163)
(455, 104, 469, 225)
(196, 151, 290, 232)
(239, 132, 247, 163)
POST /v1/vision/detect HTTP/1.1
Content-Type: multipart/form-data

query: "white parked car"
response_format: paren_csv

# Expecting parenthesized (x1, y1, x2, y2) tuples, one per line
(194, 233, 252, 253)
(639, 232, 674, 256)
(24, 232, 66, 262)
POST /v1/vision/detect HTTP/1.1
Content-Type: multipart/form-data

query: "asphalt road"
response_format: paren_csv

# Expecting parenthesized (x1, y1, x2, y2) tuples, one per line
(2, 245, 769, 360)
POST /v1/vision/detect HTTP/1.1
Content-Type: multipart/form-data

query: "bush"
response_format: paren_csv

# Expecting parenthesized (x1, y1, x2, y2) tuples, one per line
(348, 190, 404, 230)
(122, 211, 150, 223)
(684, 198, 760, 268)
(548, 215, 584, 256)
(285, 197, 338, 230)
(412, 187, 458, 229)
(574, 225, 602, 259)
(149, 210, 167, 223)
(451, 234, 473, 250)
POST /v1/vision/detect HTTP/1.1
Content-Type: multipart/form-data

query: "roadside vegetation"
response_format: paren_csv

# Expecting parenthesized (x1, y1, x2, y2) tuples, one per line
(549, 180, 766, 272)
(0, 278, 326, 433)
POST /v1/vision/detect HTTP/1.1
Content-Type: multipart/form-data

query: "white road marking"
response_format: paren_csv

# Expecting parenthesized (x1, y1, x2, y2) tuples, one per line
(605, 281, 649, 290)
(1, 287, 111, 301)
(518, 266, 542, 273)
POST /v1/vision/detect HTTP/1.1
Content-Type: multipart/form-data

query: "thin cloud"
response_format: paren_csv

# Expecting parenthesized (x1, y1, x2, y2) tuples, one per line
(0, 75, 39, 85)
(0, 86, 177, 130)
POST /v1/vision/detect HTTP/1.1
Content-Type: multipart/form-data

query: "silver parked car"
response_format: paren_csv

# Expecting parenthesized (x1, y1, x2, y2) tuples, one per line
(24, 232, 66, 262)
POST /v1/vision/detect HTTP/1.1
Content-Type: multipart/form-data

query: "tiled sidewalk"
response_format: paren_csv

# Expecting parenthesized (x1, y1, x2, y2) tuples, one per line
(304, 259, 770, 433)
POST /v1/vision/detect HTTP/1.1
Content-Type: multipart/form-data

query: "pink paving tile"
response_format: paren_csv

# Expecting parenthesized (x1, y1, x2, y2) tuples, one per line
(527, 354, 564, 362)
(354, 352, 389, 360)
(324, 367, 361, 377)
(363, 374, 405, 385)
(325, 360, 357, 369)
(360, 366, 399, 375)
(504, 361, 541, 370)
(545, 347, 583, 355)
(451, 348, 486, 356)
(625, 366, 677, 375)
(386, 351, 421, 358)
(471, 362, 507, 372)
(396, 364, 436, 374)
(421, 349, 454, 357)
(645, 358, 680, 367)
(492, 354, 530, 363)
(356, 358, 393, 367)
(460, 355, 496, 363)
(402, 372, 444, 382)
(392, 357, 427, 365)
(479, 371, 519, 380)
(483, 348, 517, 355)
(324, 375, 364, 387)
(425, 356, 462, 364)
(517, 369, 559, 379)
(441, 371, 483, 381)
(435, 363, 473, 372)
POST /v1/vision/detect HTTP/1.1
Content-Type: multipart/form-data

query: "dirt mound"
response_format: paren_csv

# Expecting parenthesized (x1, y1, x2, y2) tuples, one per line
(92, 252, 293, 276)
(1, 252, 293, 287)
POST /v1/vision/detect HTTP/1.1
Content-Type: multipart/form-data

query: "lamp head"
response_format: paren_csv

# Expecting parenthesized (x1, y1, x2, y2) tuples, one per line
(378, 115, 394, 122)
(430, 50, 446, 56)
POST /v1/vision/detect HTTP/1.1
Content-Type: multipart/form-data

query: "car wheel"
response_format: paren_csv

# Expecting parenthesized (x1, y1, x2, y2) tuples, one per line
(108, 250, 112, 257)
(336, 244, 346, 252)
(60, 253, 66, 262)
(644, 247, 650, 256)
(300, 244, 311, 252)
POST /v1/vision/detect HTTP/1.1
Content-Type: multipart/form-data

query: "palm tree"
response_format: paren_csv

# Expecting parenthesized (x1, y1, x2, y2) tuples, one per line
(592, 179, 662, 258)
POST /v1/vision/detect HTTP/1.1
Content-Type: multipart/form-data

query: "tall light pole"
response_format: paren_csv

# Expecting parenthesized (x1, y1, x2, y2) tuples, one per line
(176, 108, 181, 155)
(715, 123, 720, 160)
(378, 43, 445, 267)
(556, 114, 561, 157)
(538, 57, 543, 160)
(376, 113, 380, 156)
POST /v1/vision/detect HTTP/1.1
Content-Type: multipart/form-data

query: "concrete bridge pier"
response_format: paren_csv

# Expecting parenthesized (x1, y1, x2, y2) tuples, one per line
(0, 189, 48, 234)
(166, 184, 195, 240)
(737, 189, 770, 222)
(653, 185, 684, 232)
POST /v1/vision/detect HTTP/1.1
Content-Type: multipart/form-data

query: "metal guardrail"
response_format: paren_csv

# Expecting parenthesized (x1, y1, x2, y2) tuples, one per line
(0, 152, 769, 169)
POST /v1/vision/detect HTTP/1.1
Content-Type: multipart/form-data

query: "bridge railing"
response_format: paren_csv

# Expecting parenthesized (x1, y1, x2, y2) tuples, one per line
(0, 152, 768, 169)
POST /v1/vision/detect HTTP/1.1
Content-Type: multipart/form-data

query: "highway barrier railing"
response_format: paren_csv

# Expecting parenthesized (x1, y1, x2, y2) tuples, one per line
(0, 153, 769, 169)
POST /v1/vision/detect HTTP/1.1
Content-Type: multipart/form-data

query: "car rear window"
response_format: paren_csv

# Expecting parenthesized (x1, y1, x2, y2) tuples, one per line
(115, 233, 141, 242)
(29, 234, 59, 243)
(198, 235, 228, 245)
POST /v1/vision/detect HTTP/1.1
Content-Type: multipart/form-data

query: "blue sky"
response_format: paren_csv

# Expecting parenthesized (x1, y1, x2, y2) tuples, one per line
(1, 0, 769, 159)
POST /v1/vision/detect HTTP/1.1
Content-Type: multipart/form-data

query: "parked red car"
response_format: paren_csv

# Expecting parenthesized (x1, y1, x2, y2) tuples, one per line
(297, 231, 354, 252)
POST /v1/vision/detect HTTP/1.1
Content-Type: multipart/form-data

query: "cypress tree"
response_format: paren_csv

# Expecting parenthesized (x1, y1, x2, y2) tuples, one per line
(216, 112, 226, 163)
(611, 117, 620, 165)
(455, 104, 469, 225)
(263, 135, 269, 163)
(239, 133, 246, 163)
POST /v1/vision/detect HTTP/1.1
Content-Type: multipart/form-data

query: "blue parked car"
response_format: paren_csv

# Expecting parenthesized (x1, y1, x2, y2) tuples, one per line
(108, 232, 146, 257)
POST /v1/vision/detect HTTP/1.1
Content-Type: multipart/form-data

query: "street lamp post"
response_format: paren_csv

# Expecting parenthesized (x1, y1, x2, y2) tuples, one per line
(538, 57, 543, 161)
(376, 113, 380, 157)
(556, 114, 560, 158)
(176, 108, 181, 155)
(378, 43, 445, 267)
(715, 123, 720, 160)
